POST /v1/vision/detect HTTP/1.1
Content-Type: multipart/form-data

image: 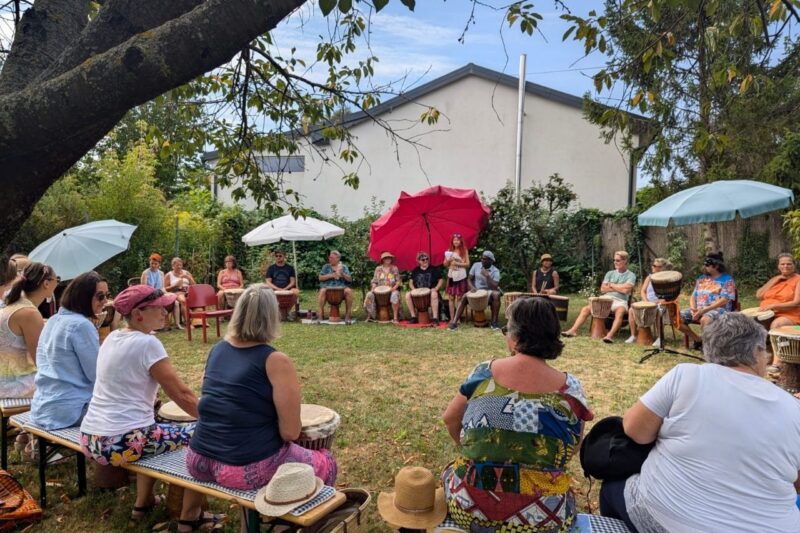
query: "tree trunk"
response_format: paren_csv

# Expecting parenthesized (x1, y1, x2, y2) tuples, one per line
(0, 0, 306, 253)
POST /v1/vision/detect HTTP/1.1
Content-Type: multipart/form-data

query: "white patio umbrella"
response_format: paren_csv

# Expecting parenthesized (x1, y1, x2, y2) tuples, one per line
(241, 215, 345, 289)
(29, 220, 138, 281)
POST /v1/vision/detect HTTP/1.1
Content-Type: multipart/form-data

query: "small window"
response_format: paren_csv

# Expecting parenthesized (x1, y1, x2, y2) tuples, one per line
(256, 155, 305, 173)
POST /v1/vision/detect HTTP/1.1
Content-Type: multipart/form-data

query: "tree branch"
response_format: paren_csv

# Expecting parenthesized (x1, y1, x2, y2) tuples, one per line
(0, 0, 89, 93)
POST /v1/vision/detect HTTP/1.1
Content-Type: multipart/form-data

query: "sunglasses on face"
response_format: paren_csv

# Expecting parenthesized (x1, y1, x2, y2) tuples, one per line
(501, 326, 508, 336)
(452, 233, 462, 238)
(419, 257, 429, 261)
(94, 292, 109, 302)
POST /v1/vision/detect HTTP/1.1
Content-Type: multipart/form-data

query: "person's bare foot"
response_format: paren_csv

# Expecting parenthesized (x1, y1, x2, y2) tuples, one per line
(561, 331, 576, 338)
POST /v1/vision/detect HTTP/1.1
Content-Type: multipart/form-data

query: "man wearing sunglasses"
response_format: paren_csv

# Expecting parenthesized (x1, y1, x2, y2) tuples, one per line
(678, 252, 736, 350)
(405, 251, 443, 324)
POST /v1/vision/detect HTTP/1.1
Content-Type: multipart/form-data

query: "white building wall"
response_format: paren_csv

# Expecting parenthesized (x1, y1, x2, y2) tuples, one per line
(213, 74, 637, 219)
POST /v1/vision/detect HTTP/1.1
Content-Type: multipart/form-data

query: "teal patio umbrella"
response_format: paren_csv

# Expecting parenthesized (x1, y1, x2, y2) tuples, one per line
(29, 220, 137, 280)
(638, 180, 794, 227)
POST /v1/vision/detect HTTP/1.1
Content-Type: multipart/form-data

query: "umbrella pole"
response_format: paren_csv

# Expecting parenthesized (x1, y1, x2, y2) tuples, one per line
(293, 241, 300, 291)
(423, 214, 432, 259)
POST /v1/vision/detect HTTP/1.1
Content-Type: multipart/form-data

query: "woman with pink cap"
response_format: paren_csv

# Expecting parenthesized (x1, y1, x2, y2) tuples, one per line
(79, 285, 225, 531)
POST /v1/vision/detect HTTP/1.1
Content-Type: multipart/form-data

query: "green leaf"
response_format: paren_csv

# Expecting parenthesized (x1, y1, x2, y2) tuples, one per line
(562, 26, 575, 41)
(338, 0, 352, 12)
(400, 0, 415, 11)
(319, 0, 337, 15)
(374, 0, 389, 11)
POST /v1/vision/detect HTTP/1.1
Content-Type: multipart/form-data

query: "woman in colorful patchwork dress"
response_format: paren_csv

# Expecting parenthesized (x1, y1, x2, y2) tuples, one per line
(79, 285, 225, 531)
(364, 251, 402, 323)
(0, 262, 58, 398)
(442, 296, 593, 532)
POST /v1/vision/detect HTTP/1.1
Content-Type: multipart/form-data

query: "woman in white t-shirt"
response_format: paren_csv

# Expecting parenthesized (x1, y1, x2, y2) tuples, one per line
(165, 257, 196, 330)
(79, 285, 225, 531)
(601, 312, 800, 533)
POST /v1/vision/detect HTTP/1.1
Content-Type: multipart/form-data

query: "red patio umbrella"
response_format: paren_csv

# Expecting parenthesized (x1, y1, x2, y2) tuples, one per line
(368, 186, 491, 271)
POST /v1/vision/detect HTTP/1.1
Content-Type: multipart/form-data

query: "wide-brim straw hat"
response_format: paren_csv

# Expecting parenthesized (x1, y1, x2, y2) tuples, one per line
(255, 463, 325, 517)
(380, 251, 395, 261)
(377, 466, 447, 530)
(540, 253, 553, 263)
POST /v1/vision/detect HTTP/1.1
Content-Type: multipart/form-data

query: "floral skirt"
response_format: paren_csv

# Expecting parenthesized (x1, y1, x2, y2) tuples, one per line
(0, 373, 35, 399)
(186, 442, 337, 491)
(446, 278, 469, 297)
(81, 422, 195, 466)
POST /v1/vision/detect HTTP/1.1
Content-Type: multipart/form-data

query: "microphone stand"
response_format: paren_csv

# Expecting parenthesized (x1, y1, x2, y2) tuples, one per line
(639, 301, 703, 363)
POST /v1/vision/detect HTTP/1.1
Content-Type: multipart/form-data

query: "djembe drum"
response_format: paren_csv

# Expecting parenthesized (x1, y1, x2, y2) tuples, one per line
(275, 290, 298, 321)
(94, 299, 116, 344)
(373, 286, 393, 323)
(296, 404, 341, 450)
(504, 292, 525, 310)
(324, 286, 345, 322)
(740, 307, 776, 331)
(649, 271, 683, 301)
(769, 327, 800, 394)
(632, 301, 658, 345)
(410, 288, 432, 325)
(549, 295, 570, 322)
(224, 288, 245, 309)
(155, 401, 198, 518)
(467, 289, 489, 327)
(589, 297, 614, 339)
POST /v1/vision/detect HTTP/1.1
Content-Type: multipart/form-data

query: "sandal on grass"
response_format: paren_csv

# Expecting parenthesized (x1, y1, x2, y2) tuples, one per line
(130, 494, 166, 521)
(177, 511, 227, 532)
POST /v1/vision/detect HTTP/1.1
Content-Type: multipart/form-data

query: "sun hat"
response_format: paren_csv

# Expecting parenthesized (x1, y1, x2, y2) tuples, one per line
(377, 466, 447, 530)
(540, 253, 553, 263)
(113, 285, 176, 316)
(481, 250, 495, 262)
(380, 251, 395, 261)
(255, 463, 325, 517)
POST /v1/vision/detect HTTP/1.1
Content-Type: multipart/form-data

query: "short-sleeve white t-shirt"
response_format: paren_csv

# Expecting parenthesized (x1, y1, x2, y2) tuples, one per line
(632, 363, 800, 532)
(80, 329, 168, 436)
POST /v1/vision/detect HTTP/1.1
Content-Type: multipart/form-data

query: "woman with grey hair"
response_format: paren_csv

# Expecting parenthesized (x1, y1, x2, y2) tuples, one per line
(186, 285, 336, 513)
(601, 312, 800, 532)
(756, 253, 800, 372)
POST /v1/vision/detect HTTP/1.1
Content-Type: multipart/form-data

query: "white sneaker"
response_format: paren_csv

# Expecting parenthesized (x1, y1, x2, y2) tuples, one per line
(624, 335, 636, 344)
(652, 337, 661, 347)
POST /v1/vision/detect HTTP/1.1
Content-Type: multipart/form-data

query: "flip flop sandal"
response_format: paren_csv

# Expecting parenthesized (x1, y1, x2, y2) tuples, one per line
(177, 512, 227, 532)
(561, 332, 576, 338)
(130, 494, 166, 521)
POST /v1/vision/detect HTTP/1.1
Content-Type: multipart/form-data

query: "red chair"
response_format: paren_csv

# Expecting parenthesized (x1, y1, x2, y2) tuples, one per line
(185, 284, 233, 343)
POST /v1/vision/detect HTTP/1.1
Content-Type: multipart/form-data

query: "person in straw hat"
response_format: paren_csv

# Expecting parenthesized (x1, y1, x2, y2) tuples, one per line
(531, 253, 559, 295)
(378, 466, 447, 531)
(364, 251, 402, 323)
(442, 297, 593, 532)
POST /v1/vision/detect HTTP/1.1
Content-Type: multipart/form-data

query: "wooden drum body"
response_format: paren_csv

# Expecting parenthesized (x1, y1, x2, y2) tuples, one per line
(275, 290, 298, 321)
(504, 292, 524, 310)
(325, 287, 345, 322)
(296, 404, 341, 450)
(632, 301, 657, 345)
(410, 288, 432, 325)
(224, 288, 245, 309)
(769, 327, 800, 394)
(589, 297, 614, 339)
(374, 286, 393, 323)
(741, 307, 775, 331)
(549, 295, 569, 322)
(650, 271, 683, 301)
(467, 289, 489, 327)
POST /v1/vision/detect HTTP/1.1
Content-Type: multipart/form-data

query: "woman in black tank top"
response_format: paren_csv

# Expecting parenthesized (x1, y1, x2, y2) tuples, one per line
(532, 254, 559, 295)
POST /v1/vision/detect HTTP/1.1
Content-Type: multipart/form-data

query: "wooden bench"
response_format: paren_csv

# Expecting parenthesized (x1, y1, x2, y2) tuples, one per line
(0, 398, 32, 470)
(9, 412, 344, 532)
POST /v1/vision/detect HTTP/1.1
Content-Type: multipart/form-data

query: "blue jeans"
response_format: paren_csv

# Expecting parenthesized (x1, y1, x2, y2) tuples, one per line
(599, 478, 639, 533)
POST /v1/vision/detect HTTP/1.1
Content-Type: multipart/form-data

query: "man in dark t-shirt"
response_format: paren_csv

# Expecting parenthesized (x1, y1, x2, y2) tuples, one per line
(405, 251, 442, 324)
(265, 249, 299, 296)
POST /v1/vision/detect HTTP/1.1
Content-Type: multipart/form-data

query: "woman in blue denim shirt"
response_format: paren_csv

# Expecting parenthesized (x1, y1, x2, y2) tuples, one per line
(30, 271, 108, 430)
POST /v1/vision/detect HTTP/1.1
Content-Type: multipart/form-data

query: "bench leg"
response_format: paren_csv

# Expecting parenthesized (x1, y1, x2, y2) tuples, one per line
(76, 452, 86, 497)
(38, 437, 47, 508)
(1, 415, 7, 471)
(245, 509, 261, 533)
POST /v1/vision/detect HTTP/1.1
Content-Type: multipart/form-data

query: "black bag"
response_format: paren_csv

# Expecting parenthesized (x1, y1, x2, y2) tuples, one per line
(579, 416, 654, 481)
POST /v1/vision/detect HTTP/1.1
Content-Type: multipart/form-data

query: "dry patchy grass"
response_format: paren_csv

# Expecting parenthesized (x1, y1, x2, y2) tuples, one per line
(15, 291, 758, 531)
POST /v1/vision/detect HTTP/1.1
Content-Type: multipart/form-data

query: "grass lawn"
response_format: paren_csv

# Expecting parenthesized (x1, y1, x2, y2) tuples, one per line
(14, 291, 761, 531)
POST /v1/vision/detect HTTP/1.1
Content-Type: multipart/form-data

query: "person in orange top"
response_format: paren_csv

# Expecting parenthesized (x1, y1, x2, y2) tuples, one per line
(216, 255, 244, 309)
(756, 253, 800, 372)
